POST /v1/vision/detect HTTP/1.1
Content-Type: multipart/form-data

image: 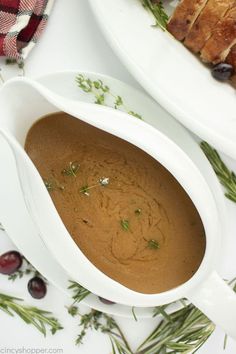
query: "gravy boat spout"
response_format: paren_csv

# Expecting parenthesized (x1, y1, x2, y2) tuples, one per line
(1, 77, 236, 340)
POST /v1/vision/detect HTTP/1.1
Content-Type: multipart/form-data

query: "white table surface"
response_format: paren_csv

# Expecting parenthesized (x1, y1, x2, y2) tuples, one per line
(0, 1, 236, 353)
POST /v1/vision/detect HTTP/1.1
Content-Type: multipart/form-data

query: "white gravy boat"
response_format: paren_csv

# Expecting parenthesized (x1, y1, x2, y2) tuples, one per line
(0, 77, 236, 339)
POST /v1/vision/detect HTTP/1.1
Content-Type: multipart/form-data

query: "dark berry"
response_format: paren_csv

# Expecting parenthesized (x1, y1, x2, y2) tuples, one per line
(211, 63, 234, 81)
(0, 251, 22, 275)
(98, 296, 115, 305)
(28, 277, 47, 299)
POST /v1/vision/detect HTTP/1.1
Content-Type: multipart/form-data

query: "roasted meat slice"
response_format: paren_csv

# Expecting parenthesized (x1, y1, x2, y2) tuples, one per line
(167, 0, 208, 41)
(184, 0, 235, 53)
(201, 5, 236, 63)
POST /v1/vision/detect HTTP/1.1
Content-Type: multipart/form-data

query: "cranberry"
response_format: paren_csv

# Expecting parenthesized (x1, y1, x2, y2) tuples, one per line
(0, 251, 23, 275)
(211, 63, 234, 81)
(98, 296, 115, 305)
(28, 277, 47, 299)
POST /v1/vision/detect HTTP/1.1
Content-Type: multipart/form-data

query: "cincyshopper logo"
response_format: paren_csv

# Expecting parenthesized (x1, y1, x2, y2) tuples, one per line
(0, 348, 63, 354)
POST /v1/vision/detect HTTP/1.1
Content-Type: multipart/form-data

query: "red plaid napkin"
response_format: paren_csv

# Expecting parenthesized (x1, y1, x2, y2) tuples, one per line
(0, 0, 54, 60)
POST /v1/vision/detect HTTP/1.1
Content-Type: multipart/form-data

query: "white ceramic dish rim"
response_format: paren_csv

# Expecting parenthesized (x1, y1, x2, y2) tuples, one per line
(88, 0, 236, 160)
(0, 77, 221, 309)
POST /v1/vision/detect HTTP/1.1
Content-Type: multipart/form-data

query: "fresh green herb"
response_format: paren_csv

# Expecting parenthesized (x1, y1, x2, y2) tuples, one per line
(0, 223, 4, 231)
(0, 69, 4, 84)
(76, 74, 142, 120)
(147, 239, 160, 249)
(5, 58, 25, 75)
(0, 293, 62, 336)
(132, 307, 138, 322)
(135, 208, 142, 215)
(62, 161, 80, 177)
(8, 258, 41, 282)
(141, 0, 169, 31)
(80, 185, 90, 196)
(68, 305, 79, 317)
(120, 219, 130, 231)
(153, 305, 172, 323)
(68, 281, 91, 304)
(80, 177, 110, 196)
(43, 178, 64, 192)
(69, 308, 132, 353)
(137, 305, 215, 354)
(201, 142, 236, 203)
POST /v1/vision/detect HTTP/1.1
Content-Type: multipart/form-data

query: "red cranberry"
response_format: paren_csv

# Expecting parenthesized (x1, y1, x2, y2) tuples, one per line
(98, 296, 115, 305)
(0, 251, 22, 275)
(28, 277, 47, 299)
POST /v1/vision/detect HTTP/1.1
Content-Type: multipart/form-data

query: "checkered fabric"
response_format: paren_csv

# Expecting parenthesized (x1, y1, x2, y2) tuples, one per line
(0, 0, 54, 59)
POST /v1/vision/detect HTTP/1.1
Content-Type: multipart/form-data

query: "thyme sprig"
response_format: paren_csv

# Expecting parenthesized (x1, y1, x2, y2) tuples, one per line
(0, 293, 62, 336)
(76, 74, 142, 120)
(80, 177, 110, 196)
(201, 142, 236, 202)
(8, 258, 42, 282)
(44, 178, 64, 192)
(69, 308, 132, 353)
(62, 161, 80, 177)
(141, 0, 169, 31)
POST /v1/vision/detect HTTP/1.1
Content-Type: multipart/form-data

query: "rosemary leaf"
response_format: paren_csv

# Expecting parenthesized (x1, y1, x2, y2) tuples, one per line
(141, 0, 168, 31)
(137, 305, 215, 354)
(201, 142, 236, 203)
(0, 293, 62, 336)
(68, 281, 91, 304)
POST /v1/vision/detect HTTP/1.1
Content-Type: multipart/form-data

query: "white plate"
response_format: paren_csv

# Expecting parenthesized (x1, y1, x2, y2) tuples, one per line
(0, 70, 226, 319)
(88, 0, 236, 160)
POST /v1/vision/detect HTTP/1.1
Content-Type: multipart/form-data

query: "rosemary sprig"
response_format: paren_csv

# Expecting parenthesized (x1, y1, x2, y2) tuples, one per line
(62, 161, 80, 177)
(137, 304, 215, 354)
(141, 0, 169, 31)
(68, 281, 91, 304)
(120, 219, 130, 231)
(76, 74, 142, 120)
(0, 293, 62, 336)
(201, 142, 236, 203)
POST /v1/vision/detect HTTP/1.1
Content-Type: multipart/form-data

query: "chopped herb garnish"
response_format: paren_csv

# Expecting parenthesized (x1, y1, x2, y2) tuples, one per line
(80, 185, 90, 196)
(135, 208, 142, 215)
(80, 177, 109, 196)
(44, 178, 64, 192)
(147, 239, 160, 249)
(120, 219, 130, 231)
(99, 177, 110, 186)
(62, 161, 80, 177)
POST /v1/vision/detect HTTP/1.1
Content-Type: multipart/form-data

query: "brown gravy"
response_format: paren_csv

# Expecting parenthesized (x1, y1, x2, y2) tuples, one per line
(25, 112, 206, 294)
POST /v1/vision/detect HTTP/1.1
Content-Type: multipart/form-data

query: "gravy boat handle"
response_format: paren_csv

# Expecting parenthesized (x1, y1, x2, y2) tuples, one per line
(187, 270, 236, 340)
